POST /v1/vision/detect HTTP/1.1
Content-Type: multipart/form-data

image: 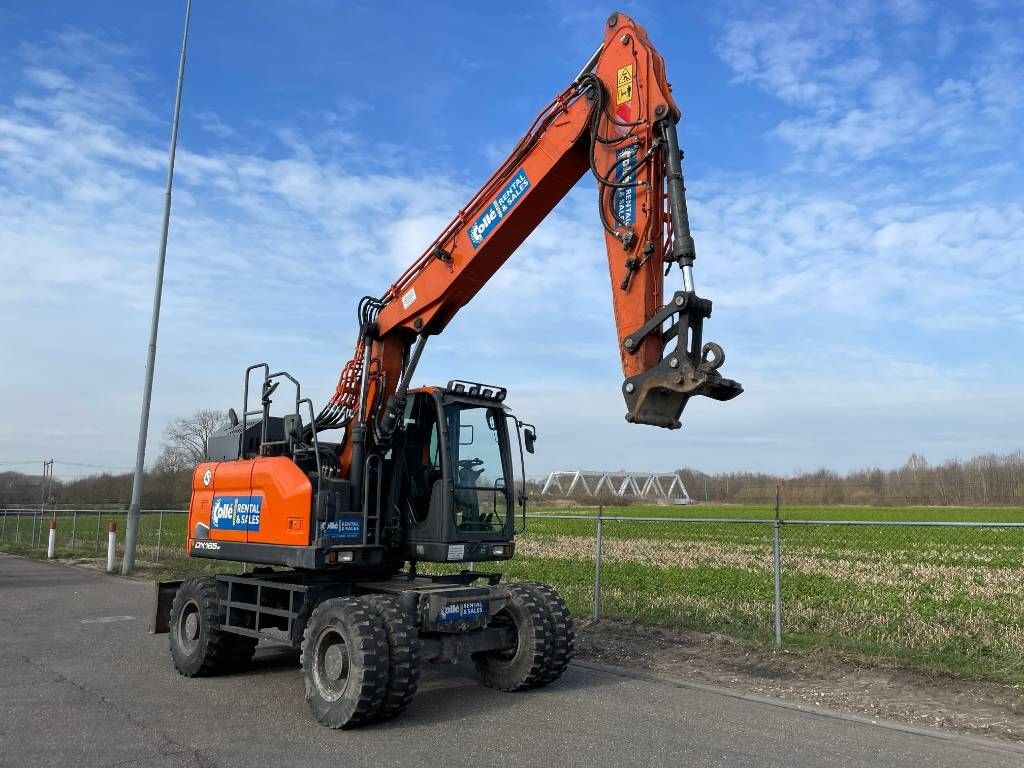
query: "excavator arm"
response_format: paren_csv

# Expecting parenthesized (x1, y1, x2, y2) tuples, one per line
(316, 12, 741, 474)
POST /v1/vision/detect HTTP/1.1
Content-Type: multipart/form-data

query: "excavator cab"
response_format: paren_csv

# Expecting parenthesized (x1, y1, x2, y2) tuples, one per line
(387, 381, 524, 564)
(192, 367, 526, 570)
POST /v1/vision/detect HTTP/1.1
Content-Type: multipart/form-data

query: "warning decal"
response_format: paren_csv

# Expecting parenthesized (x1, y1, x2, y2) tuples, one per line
(616, 64, 633, 105)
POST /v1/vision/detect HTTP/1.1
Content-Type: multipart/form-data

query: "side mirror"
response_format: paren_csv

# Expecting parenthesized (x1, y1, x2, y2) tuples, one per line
(524, 426, 537, 454)
(227, 408, 239, 427)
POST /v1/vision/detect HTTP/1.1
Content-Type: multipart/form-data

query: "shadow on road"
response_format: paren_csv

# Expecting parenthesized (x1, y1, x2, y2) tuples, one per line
(384, 664, 613, 727)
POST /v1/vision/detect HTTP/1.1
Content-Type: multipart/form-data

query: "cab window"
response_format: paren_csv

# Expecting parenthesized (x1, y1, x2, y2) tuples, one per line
(445, 404, 508, 533)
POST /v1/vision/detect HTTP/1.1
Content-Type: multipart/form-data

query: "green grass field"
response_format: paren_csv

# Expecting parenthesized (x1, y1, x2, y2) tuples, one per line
(5, 503, 1024, 681)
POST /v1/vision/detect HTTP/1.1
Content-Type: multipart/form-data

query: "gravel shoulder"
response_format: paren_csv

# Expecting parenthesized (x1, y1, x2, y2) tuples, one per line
(577, 618, 1024, 744)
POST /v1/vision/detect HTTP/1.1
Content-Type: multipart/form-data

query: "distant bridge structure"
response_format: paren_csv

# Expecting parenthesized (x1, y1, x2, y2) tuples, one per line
(540, 471, 690, 504)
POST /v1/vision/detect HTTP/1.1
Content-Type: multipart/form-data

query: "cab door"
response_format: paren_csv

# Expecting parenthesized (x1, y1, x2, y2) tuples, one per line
(443, 402, 513, 539)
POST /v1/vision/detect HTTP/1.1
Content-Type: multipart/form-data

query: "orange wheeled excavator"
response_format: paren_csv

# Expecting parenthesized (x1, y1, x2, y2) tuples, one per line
(154, 11, 741, 728)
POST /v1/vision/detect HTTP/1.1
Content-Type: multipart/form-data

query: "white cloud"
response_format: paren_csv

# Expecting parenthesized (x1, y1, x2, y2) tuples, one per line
(718, 1, 1024, 170)
(691, 175, 1024, 330)
(0, 28, 621, 469)
(1, 17, 1022, 479)
(194, 110, 235, 139)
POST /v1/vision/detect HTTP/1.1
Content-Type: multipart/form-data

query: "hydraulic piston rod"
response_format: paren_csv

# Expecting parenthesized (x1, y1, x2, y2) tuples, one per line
(661, 120, 696, 293)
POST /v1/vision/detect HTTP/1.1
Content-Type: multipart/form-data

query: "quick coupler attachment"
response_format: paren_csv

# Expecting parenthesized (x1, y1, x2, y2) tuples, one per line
(621, 291, 742, 429)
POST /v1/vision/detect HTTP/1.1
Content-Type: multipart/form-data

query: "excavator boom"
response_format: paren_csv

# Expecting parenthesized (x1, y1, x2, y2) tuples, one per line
(315, 11, 741, 471)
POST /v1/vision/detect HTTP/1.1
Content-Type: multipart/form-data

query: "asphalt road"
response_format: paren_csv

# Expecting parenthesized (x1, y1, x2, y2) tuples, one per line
(2, 555, 1022, 768)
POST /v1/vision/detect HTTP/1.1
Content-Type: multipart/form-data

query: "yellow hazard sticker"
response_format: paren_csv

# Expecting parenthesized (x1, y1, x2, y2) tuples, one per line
(616, 64, 633, 105)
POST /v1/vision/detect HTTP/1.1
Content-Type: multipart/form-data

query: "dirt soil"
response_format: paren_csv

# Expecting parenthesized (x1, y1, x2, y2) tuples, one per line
(577, 619, 1024, 744)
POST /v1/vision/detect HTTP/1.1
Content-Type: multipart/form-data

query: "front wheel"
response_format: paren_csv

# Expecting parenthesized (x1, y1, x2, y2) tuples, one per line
(365, 595, 421, 720)
(300, 597, 389, 728)
(473, 584, 548, 691)
(520, 582, 575, 685)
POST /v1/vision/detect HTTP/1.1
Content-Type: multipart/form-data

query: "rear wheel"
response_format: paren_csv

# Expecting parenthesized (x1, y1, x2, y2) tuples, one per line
(169, 577, 247, 677)
(520, 582, 575, 685)
(473, 584, 548, 691)
(365, 595, 421, 720)
(300, 597, 389, 728)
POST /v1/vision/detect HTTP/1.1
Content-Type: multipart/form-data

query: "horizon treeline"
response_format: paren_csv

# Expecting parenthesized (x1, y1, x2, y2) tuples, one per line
(2, 450, 1022, 509)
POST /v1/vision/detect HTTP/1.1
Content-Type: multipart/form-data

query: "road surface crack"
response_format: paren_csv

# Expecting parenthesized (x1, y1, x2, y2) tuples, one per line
(17, 655, 220, 768)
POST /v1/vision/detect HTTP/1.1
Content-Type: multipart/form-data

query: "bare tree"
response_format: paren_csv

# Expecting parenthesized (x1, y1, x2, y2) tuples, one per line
(155, 409, 228, 472)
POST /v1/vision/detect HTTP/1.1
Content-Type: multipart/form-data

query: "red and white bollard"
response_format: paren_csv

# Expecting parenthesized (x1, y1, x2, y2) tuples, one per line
(106, 522, 117, 573)
(47, 520, 56, 559)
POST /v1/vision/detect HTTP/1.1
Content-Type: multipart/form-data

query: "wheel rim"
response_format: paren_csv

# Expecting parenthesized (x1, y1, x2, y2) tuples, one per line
(313, 625, 350, 701)
(487, 610, 521, 668)
(176, 598, 201, 654)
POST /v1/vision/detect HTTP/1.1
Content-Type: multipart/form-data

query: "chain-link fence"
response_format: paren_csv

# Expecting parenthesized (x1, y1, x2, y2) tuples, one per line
(0, 508, 191, 567)
(511, 508, 1024, 679)
(4, 500, 1024, 677)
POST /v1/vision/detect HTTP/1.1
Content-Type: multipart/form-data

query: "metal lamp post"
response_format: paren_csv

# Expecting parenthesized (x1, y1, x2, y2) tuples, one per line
(122, 0, 192, 574)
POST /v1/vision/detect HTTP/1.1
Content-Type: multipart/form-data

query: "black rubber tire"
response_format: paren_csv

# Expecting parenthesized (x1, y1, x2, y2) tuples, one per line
(519, 582, 576, 685)
(169, 577, 242, 677)
(300, 597, 389, 728)
(365, 595, 421, 720)
(473, 584, 548, 691)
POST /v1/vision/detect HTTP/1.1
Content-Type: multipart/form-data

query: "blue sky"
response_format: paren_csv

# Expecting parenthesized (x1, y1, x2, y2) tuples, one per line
(1, 0, 1022, 478)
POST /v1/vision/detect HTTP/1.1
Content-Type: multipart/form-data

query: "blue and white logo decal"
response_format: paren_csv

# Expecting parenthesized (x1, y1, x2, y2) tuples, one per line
(614, 146, 636, 226)
(320, 515, 363, 542)
(437, 601, 485, 622)
(467, 169, 531, 249)
(210, 495, 262, 531)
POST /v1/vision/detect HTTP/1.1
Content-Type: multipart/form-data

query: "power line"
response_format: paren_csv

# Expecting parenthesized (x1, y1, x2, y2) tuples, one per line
(0, 460, 133, 471)
(55, 461, 134, 471)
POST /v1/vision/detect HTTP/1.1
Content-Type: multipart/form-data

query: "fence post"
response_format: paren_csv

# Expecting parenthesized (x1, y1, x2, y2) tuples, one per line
(71, 510, 78, 550)
(155, 508, 164, 563)
(95, 510, 102, 553)
(47, 520, 57, 559)
(593, 505, 604, 621)
(106, 522, 117, 573)
(16, 511, 21, 542)
(772, 482, 783, 647)
(1, 510, 6, 540)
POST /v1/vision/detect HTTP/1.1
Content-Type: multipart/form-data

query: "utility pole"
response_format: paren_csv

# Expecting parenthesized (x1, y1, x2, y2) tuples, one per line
(42, 459, 53, 520)
(37, 459, 53, 545)
(122, 0, 192, 575)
